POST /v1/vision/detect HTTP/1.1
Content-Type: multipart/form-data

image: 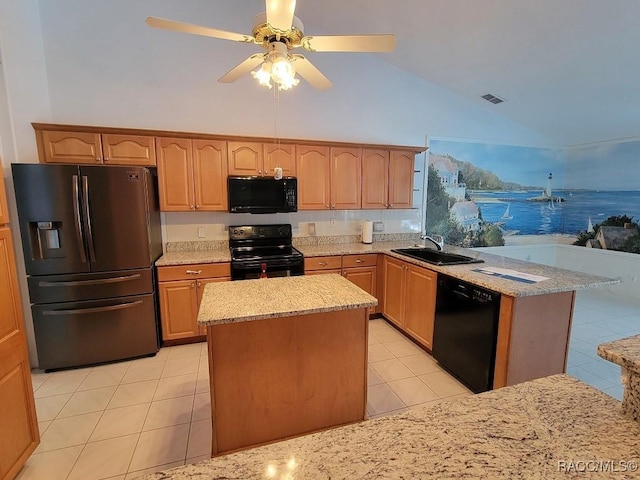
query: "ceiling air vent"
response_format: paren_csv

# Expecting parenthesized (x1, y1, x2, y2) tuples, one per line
(481, 93, 505, 104)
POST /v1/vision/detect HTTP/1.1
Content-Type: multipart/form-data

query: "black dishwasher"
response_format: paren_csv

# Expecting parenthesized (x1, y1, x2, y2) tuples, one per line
(432, 275, 501, 393)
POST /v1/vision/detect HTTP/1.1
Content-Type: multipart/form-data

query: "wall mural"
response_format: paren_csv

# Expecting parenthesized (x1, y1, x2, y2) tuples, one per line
(426, 138, 640, 252)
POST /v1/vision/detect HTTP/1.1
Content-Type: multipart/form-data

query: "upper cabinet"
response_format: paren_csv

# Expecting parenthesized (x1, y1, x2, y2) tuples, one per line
(36, 129, 156, 166)
(263, 143, 296, 177)
(362, 148, 415, 209)
(296, 146, 362, 210)
(296, 145, 331, 210)
(331, 147, 361, 210)
(156, 137, 227, 212)
(228, 141, 296, 177)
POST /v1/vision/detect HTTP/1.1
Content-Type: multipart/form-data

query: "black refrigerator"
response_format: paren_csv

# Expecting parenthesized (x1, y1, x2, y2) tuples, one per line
(12, 164, 163, 370)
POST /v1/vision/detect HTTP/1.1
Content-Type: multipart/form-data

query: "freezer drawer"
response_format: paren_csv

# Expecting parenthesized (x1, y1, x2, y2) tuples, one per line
(32, 293, 158, 370)
(28, 268, 154, 304)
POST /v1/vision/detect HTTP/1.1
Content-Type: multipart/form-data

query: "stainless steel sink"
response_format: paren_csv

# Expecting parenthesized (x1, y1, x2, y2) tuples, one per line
(390, 248, 484, 266)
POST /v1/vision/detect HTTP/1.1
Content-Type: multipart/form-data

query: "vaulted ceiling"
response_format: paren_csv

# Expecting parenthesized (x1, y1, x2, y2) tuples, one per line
(294, 0, 640, 146)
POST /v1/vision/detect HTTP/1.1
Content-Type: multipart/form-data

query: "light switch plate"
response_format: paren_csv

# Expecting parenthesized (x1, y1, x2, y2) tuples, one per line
(198, 227, 206, 238)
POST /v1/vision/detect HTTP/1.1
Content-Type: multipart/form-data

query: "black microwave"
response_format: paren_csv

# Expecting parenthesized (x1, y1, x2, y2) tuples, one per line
(228, 176, 297, 214)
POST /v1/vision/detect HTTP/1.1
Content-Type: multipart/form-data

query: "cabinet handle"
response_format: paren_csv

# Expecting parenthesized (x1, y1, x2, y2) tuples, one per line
(258, 170, 262, 175)
(104, 157, 109, 162)
(195, 205, 200, 209)
(318, 262, 328, 266)
(95, 157, 101, 162)
(331, 204, 336, 208)
(191, 282, 195, 288)
(326, 204, 330, 208)
(355, 259, 364, 263)
(190, 205, 194, 210)
(186, 269, 202, 275)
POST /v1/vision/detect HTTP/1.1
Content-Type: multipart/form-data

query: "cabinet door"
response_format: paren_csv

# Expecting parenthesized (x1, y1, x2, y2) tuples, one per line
(330, 147, 361, 209)
(296, 145, 331, 210)
(228, 142, 263, 176)
(389, 150, 415, 209)
(263, 143, 296, 177)
(361, 149, 390, 209)
(382, 256, 405, 328)
(196, 278, 230, 335)
(193, 139, 228, 211)
(158, 279, 199, 341)
(156, 137, 194, 211)
(40, 130, 102, 164)
(102, 134, 156, 166)
(0, 227, 39, 479)
(404, 265, 437, 349)
(343, 266, 377, 313)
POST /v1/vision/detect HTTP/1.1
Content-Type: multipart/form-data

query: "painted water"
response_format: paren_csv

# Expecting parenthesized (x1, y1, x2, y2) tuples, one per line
(470, 190, 640, 236)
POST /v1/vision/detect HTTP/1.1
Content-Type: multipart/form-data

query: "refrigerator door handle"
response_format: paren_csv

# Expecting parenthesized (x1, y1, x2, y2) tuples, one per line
(42, 300, 144, 316)
(82, 175, 97, 263)
(72, 175, 88, 264)
(38, 273, 142, 288)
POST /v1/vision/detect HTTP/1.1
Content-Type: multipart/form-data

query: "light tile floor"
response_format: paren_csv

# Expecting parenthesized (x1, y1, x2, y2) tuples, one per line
(17, 289, 639, 479)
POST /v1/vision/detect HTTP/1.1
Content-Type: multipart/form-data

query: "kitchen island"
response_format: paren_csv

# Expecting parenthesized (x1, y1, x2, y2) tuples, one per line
(197, 274, 377, 455)
(140, 374, 640, 479)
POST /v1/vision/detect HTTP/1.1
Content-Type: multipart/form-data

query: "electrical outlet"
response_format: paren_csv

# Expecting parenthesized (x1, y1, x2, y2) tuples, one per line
(198, 227, 206, 238)
(373, 221, 384, 232)
(330, 218, 337, 228)
(308, 223, 316, 235)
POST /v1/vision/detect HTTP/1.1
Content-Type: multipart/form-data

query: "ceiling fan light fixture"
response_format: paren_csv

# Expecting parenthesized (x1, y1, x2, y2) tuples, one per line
(251, 62, 273, 89)
(271, 56, 299, 90)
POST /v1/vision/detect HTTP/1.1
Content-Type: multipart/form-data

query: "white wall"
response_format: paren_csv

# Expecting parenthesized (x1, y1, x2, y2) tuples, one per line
(0, 0, 52, 366)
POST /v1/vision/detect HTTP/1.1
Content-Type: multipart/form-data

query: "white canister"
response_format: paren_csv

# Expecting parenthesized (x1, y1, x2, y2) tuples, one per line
(362, 221, 373, 244)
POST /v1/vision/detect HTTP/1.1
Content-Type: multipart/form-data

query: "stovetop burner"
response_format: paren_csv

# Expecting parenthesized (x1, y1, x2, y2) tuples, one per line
(229, 224, 304, 280)
(231, 245, 302, 261)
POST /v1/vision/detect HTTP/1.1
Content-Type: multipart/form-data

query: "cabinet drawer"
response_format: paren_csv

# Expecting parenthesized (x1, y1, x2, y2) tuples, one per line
(342, 254, 377, 268)
(157, 263, 230, 281)
(304, 256, 342, 271)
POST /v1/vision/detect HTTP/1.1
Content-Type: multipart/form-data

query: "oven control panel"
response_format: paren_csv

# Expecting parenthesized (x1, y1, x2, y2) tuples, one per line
(229, 224, 292, 241)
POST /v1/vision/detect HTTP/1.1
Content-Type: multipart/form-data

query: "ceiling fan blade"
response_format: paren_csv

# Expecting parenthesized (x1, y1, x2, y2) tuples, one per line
(290, 55, 332, 90)
(302, 34, 396, 53)
(266, 0, 297, 31)
(146, 17, 255, 44)
(218, 54, 265, 83)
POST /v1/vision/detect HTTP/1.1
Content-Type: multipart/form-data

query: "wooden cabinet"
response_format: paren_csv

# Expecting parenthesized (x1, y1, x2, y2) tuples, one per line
(304, 255, 342, 275)
(403, 264, 437, 349)
(0, 157, 39, 479)
(342, 254, 378, 314)
(305, 254, 378, 312)
(382, 256, 436, 348)
(296, 145, 331, 210)
(156, 137, 228, 212)
(297, 146, 362, 210)
(157, 263, 230, 342)
(389, 150, 415, 209)
(362, 148, 415, 209)
(263, 143, 296, 176)
(228, 142, 297, 177)
(330, 147, 361, 209)
(37, 129, 156, 166)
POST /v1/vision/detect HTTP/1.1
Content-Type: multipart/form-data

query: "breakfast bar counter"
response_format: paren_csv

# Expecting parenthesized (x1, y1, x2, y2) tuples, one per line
(140, 374, 640, 479)
(197, 274, 377, 455)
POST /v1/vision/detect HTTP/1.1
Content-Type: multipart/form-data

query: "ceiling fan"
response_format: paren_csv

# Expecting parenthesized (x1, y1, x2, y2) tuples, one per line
(146, 0, 396, 91)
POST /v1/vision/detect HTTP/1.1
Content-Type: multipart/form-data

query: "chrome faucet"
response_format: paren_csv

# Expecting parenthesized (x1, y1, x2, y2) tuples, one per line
(420, 234, 444, 251)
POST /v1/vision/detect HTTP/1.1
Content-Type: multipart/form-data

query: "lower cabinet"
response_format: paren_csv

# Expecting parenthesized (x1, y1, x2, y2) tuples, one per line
(157, 263, 230, 342)
(304, 254, 378, 313)
(382, 255, 437, 349)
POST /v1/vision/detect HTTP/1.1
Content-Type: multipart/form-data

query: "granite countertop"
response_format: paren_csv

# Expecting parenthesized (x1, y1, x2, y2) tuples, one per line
(197, 274, 378, 326)
(156, 240, 618, 297)
(139, 374, 640, 479)
(598, 334, 640, 374)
